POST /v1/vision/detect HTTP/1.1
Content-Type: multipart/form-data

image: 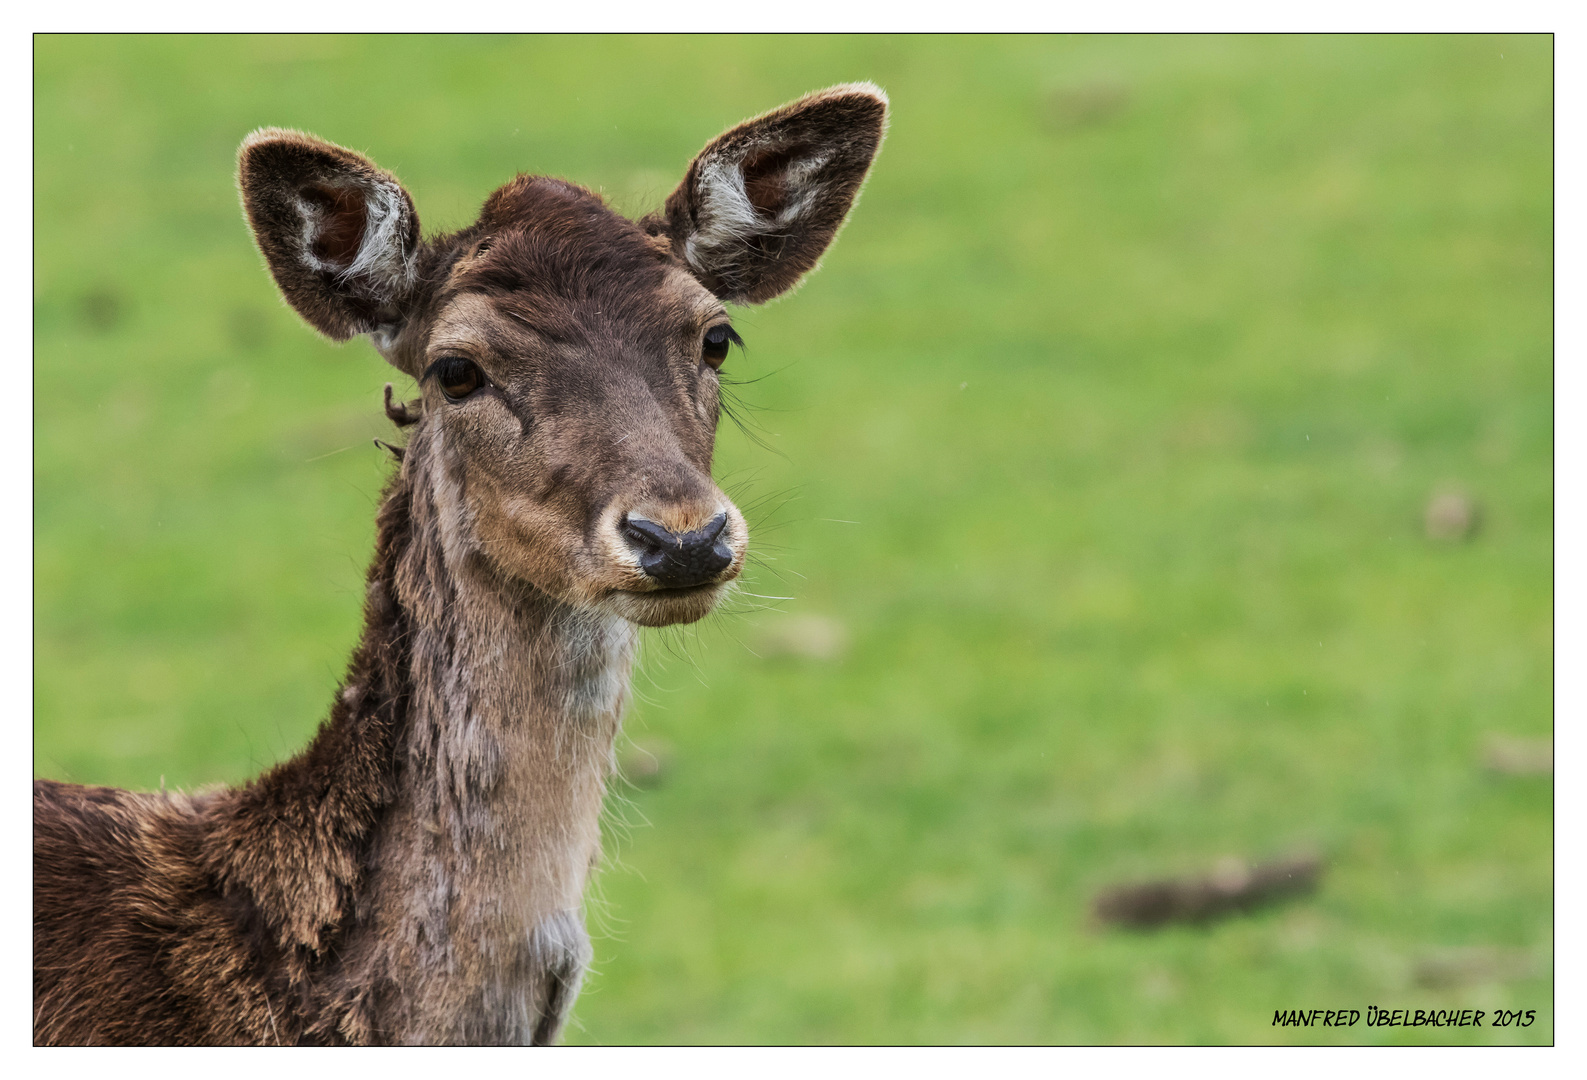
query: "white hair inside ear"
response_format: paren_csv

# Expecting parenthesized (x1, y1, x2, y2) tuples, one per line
(291, 179, 416, 295)
(344, 181, 416, 289)
(684, 149, 833, 279)
(684, 158, 761, 274)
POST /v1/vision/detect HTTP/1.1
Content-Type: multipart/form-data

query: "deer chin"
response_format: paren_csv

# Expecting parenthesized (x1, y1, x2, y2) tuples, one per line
(599, 580, 733, 627)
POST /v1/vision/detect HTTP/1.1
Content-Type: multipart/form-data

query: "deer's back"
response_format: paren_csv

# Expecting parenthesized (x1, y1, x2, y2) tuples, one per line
(33, 778, 301, 1045)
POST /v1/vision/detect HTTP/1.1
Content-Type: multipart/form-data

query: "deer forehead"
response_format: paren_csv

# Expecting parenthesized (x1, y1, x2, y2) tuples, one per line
(425, 268, 724, 366)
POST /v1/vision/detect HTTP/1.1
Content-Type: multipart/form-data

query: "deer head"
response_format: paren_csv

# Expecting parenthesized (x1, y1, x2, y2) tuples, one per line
(238, 85, 887, 627)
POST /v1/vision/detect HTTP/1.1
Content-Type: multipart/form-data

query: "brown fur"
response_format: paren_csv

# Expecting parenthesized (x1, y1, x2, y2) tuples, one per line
(35, 84, 887, 1045)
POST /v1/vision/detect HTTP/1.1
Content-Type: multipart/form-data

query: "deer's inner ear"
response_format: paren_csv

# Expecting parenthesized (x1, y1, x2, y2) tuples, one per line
(740, 144, 806, 217)
(300, 185, 369, 268)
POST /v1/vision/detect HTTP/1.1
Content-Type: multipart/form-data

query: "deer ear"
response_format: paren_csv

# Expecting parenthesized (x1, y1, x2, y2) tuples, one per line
(659, 83, 888, 305)
(238, 129, 421, 341)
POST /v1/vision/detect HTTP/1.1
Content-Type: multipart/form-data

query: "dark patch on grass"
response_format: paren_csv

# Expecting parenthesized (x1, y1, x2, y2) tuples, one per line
(79, 287, 124, 332)
(1093, 853, 1323, 929)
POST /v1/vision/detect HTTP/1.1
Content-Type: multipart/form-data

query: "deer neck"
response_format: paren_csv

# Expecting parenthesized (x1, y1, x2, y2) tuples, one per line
(352, 435, 638, 1043)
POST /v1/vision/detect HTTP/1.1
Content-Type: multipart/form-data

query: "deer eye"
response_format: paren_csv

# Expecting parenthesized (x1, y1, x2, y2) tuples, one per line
(701, 324, 739, 369)
(434, 356, 484, 402)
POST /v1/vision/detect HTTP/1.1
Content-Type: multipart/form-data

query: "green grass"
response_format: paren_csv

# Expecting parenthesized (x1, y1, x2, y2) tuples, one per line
(34, 34, 1552, 1044)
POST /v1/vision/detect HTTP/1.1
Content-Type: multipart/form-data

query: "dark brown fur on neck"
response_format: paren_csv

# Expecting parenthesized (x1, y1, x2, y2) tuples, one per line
(35, 477, 417, 1045)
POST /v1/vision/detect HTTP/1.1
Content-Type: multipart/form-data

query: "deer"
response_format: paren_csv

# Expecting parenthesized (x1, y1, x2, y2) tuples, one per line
(34, 83, 888, 1046)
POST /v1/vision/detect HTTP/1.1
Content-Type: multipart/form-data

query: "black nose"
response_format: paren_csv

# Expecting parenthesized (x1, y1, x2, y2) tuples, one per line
(622, 513, 733, 588)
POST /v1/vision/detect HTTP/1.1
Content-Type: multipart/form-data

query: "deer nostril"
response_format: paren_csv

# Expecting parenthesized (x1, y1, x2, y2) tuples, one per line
(621, 515, 678, 553)
(621, 513, 734, 588)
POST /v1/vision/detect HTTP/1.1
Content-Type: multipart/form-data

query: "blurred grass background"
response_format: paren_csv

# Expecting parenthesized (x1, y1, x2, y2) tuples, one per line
(33, 35, 1551, 1044)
